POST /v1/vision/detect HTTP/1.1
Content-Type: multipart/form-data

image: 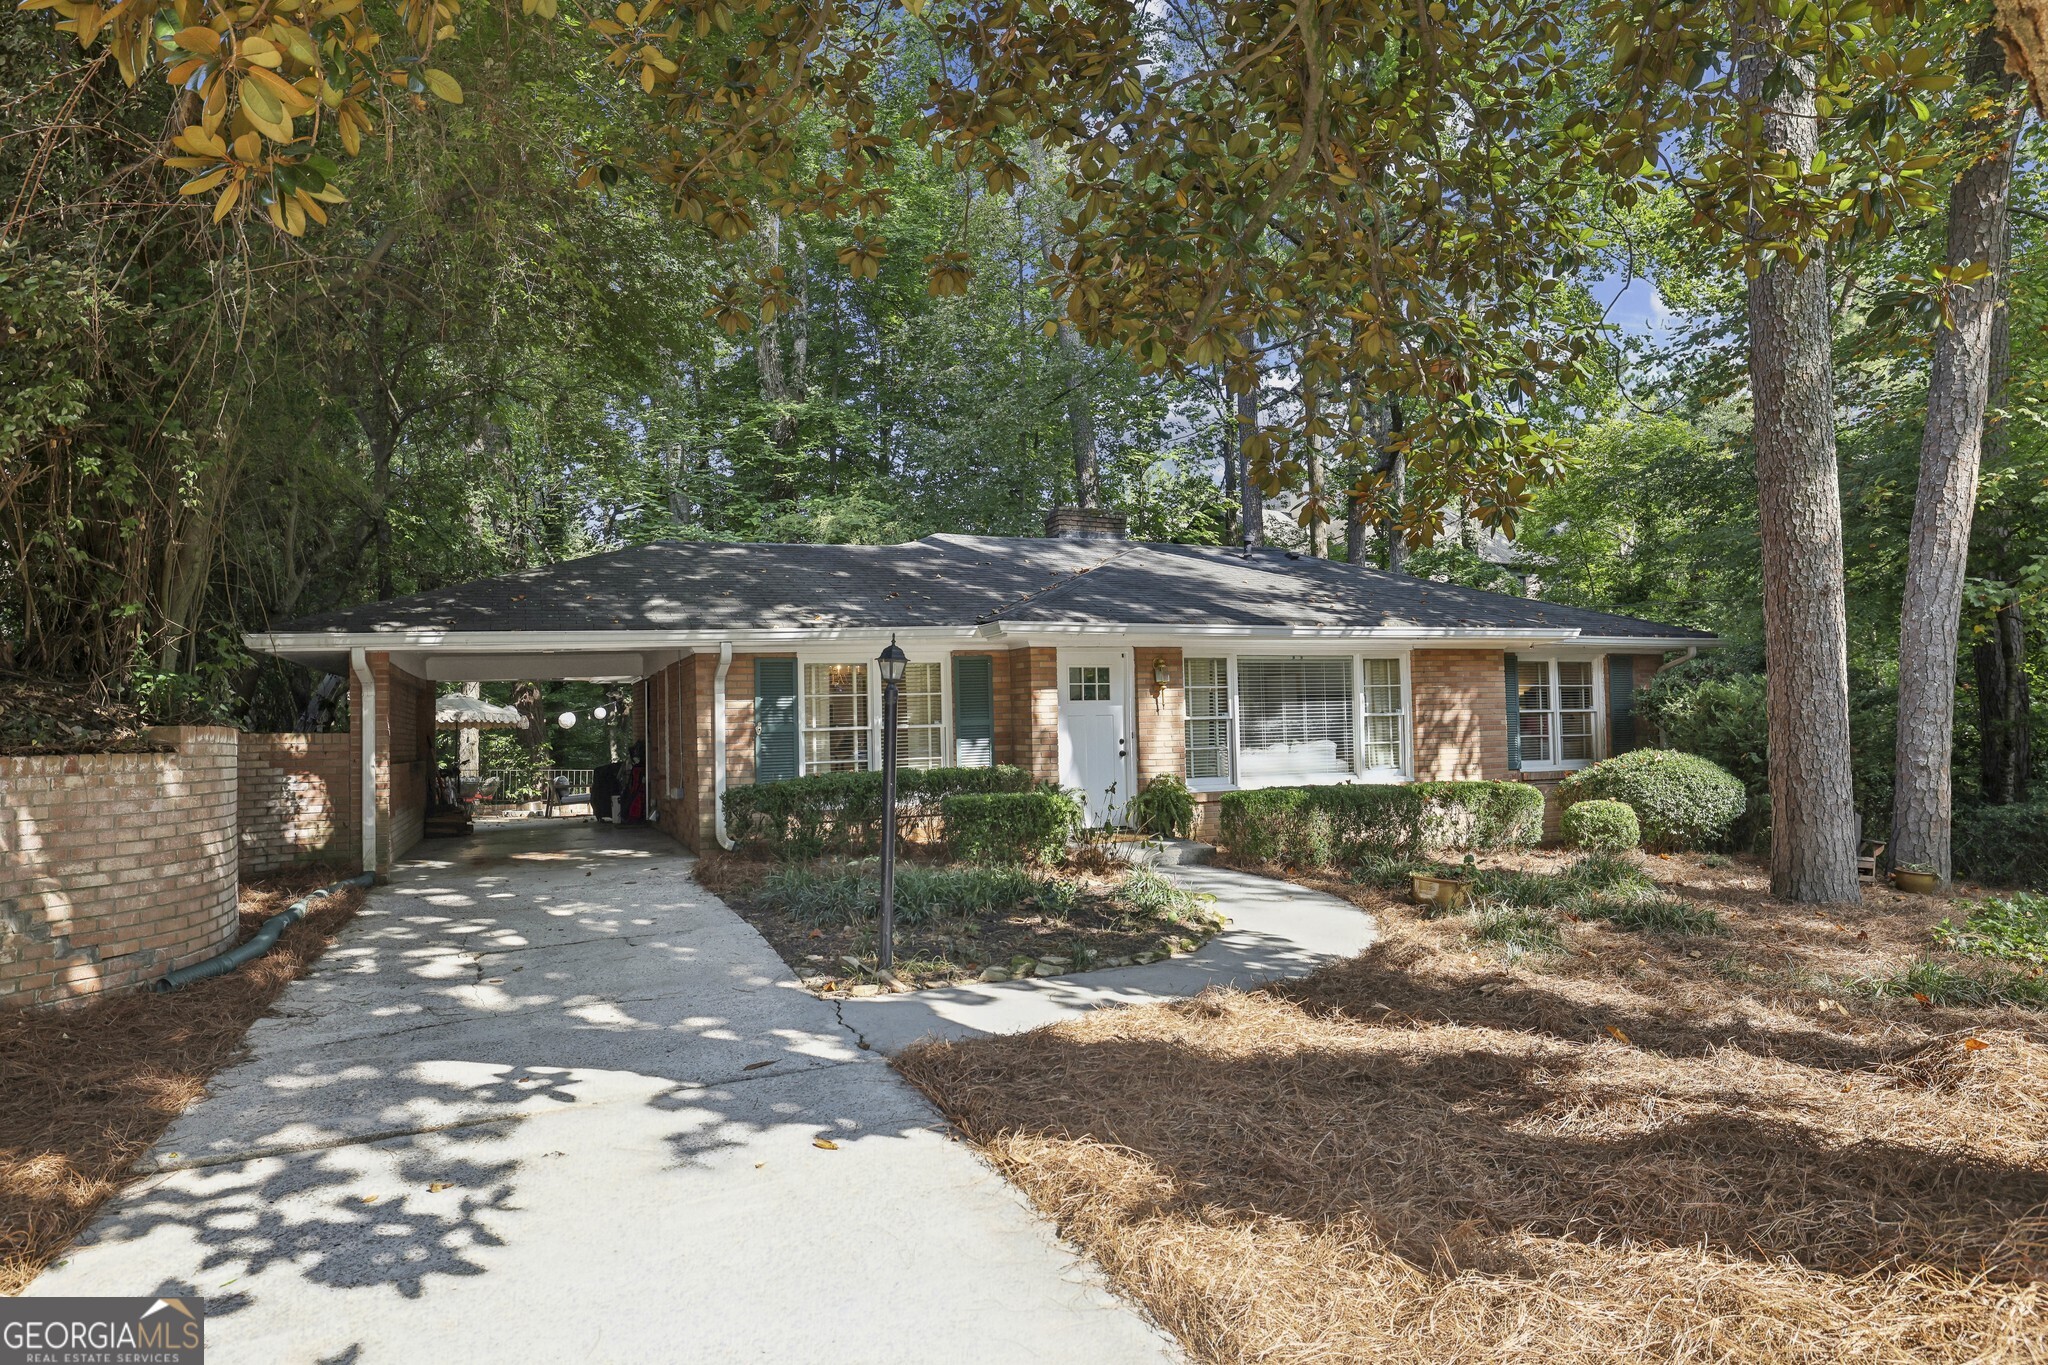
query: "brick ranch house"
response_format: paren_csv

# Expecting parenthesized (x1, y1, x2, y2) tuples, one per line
(248, 511, 1716, 872)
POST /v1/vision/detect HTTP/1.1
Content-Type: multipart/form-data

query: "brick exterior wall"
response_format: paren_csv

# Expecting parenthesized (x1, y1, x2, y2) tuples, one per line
(238, 733, 359, 874)
(346, 653, 433, 871)
(1, 727, 240, 1009)
(1008, 646, 1059, 781)
(1133, 647, 1184, 784)
(1410, 648, 1510, 780)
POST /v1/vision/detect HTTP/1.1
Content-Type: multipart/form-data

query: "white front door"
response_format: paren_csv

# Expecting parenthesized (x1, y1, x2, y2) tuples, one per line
(1058, 648, 1130, 828)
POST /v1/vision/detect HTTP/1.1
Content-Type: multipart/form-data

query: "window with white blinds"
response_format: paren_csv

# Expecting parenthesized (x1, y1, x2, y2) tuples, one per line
(896, 661, 944, 769)
(1362, 658, 1404, 770)
(1237, 657, 1355, 781)
(802, 663, 869, 774)
(1518, 659, 1598, 768)
(1184, 657, 1231, 782)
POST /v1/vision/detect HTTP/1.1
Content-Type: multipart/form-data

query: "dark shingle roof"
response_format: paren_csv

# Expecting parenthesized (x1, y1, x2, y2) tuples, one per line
(270, 534, 1712, 640)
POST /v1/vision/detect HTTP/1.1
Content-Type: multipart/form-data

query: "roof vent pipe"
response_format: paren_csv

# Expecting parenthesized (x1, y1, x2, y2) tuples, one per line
(1044, 507, 1128, 540)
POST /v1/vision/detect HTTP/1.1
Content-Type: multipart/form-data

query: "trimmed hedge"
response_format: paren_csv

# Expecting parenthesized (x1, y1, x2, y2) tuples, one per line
(723, 765, 1037, 855)
(941, 789, 1085, 865)
(1557, 749, 1746, 851)
(1562, 799, 1640, 853)
(1954, 802, 2048, 890)
(1217, 781, 1544, 868)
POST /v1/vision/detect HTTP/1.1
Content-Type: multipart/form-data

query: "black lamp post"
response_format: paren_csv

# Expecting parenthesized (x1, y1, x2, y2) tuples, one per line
(876, 635, 908, 975)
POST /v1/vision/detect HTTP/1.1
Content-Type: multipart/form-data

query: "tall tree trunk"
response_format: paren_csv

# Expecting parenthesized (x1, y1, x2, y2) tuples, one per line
(1235, 375, 1264, 547)
(1893, 27, 2022, 881)
(1059, 320, 1101, 508)
(1378, 401, 1407, 574)
(1975, 142, 2031, 805)
(1975, 605, 2032, 802)
(1307, 429, 1329, 558)
(1345, 496, 1369, 563)
(1739, 19, 1861, 903)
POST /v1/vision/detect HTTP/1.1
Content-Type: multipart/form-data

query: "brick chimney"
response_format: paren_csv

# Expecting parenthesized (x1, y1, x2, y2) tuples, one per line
(1044, 506, 1129, 540)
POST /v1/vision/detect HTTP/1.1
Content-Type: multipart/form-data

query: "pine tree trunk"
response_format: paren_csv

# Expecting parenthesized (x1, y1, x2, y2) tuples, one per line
(1236, 373, 1264, 547)
(1739, 22, 1861, 903)
(1307, 431, 1329, 558)
(1975, 602, 2033, 802)
(1058, 320, 1101, 508)
(1892, 29, 2021, 881)
(1377, 401, 1406, 574)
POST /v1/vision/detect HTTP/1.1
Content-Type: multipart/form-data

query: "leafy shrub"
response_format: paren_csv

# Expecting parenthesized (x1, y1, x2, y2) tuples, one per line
(1561, 799, 1640, 852)
(1952, 803, 2048, 890)
(1127, 773, 1197, 839)
(1557, 749, 1746, 851)
(723, 765, 1037, 855)
(751, 861, 1067, 926)
(1936, 892, 2048, 965)
(1218, 781, 1543, 869)
(942, 789, 1085, 864)
(1640, 659, 1899, 853)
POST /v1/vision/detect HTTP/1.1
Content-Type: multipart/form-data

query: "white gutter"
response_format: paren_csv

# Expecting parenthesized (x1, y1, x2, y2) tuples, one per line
(711, 642, 735, 850)
(350, 647, 378, 877)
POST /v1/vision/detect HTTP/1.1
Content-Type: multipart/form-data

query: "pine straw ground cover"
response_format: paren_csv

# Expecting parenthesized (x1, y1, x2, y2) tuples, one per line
(895, 851, 2048, 1363)
(695, 851, 1224, 992)
(0, 870, 366, 1294)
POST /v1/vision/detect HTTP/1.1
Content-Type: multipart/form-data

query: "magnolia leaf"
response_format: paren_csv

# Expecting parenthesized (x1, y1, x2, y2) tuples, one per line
(211, 176, 242, 222)
(812, 1138, 838, 1150)
(422, 68, 462, 104)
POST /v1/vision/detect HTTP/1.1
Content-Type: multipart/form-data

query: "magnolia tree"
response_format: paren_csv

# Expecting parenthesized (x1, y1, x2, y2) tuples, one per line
(25, 0, 1992, 902)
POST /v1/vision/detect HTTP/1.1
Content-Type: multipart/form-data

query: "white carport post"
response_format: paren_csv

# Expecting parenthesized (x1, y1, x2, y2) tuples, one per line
(351, 647, 378, 876)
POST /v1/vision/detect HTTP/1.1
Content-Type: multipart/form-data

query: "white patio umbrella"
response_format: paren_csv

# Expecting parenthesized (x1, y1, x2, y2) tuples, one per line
(433, 693, 527, 729)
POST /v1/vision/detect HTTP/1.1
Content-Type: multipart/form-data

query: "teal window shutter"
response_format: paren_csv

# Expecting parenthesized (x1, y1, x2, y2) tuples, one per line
(1608, 655, 1638, 755)
(953, 655, 994, 768)
(754, 658, 799, 783)
(1504, 653, 1522, 772)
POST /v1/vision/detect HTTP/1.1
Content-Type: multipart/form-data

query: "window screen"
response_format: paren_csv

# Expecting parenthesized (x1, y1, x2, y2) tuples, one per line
(1237, 657, 1354, 780)
(1557, 660, 1596, 761)
(1184, 657, 1231, 781)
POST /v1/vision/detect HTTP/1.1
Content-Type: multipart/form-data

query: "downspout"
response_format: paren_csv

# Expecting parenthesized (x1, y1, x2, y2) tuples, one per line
(712, 641, 735, 850)
(1656, 645, 1699, 675)
(155, 872, 374, 991)
(351, 647, 378, 876)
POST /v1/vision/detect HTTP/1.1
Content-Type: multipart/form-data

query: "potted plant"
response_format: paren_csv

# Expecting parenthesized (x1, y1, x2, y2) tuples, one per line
(1892, 862, 1940, 895)
(1412, 855, 1476, 912)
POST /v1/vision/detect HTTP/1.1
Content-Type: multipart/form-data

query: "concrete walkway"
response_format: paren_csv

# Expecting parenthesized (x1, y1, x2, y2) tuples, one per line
(26, 823, 1183, 1365)
(838, 860, 1380, 1054)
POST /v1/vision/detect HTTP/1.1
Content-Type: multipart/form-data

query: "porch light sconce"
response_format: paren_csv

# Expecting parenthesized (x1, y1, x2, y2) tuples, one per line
(875, 635, 908, 977)
(1151, 656, 1172, 697)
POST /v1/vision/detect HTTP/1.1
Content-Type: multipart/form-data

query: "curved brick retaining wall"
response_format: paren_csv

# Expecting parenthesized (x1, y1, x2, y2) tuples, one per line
(0, 726, 239, 1008)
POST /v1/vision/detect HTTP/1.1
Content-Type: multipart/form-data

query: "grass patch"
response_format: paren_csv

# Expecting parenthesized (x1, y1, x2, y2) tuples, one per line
(1574, 891, 1725, 937)
(0, 870, 366, 1295)
(1935, 891, 2048, 967)
(1109, 867, 1217, 927)
(1882, 957, 2048, 1010)
(1467, 905, 1561, 956)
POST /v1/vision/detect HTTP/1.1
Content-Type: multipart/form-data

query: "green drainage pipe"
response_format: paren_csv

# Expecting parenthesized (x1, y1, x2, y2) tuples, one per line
(154, 872, 374, 992)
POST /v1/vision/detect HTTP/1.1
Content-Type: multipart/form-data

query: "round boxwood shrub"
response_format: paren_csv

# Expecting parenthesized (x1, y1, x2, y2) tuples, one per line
(1561, 799, 1640, 853)
(1557, 749, 1746, 851)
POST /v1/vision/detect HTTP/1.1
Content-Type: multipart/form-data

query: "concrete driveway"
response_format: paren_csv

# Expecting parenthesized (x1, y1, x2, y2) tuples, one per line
(27, 822, 1179, 1365)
